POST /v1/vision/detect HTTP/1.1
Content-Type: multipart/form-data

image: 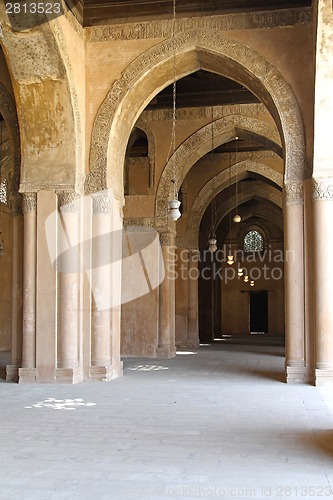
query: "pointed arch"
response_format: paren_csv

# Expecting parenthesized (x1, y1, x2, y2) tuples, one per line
(86, 29, 305, 197)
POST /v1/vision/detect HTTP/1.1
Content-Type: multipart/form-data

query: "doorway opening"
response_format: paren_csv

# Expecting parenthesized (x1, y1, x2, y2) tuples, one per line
(249, 291, 268, 334)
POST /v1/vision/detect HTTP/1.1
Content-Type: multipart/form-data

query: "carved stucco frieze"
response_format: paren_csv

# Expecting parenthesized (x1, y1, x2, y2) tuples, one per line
(87, 29, 305, 197)
(22, 193, 37, 213)
(312, 178, 333, 200)
(123, 217, 155, 227)
(141, 103, 268, 122)
(284, 180, 304, 205)
(86, 8, 312, 42)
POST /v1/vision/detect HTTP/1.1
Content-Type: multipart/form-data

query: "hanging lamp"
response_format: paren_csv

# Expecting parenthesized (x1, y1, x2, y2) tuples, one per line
(208, 197, 218, 251)
(233, 136, 241, 223)
(168, 0, 181, 222)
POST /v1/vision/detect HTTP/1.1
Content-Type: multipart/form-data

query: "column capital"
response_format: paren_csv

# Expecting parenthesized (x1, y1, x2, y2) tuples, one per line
(22, 193, 37, 213)
(284, 180, 304, 206)
(312, 177, 333, 201)
(91, 192, 113, 215)
(57, 191, 81, 213)
(159, 230, 176, 246)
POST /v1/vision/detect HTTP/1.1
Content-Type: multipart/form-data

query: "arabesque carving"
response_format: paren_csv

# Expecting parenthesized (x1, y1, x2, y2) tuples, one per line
(22, 193, 37, 213)
(58, 191, 81, 213)
(312, 178, 333, 200)
(284, 180, 304, 205)
(86, 8, 311, 42)
(91, 193, 113, 214)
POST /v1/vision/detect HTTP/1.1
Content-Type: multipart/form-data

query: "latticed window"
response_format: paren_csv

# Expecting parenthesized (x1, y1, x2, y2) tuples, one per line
(244, 230, 264, 253)
(0, 180, 7, 204)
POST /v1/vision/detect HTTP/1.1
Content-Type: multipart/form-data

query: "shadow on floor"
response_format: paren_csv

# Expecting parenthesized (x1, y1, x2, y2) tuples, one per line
(298, 430, 333, 461)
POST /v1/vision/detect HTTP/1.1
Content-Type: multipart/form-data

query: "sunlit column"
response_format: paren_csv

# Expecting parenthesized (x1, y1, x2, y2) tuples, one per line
(284, 181, 306, 383)
(157, 231, 176, 358)
(56, 191, 82, 383)
(313, 178, 333, 385)
(187, 249, 199, 348)
(90, 191, 113, 380)
(19, 193, 37, 383)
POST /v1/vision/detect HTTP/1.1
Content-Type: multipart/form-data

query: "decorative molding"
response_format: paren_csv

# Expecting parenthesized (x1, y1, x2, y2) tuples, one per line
(141, 103, 269, 122)
(57, 191, 81, 213)
(87, 28, 305, 197)
(284, 180, 304, 205)
(86, 8, 312, 42)
(123, 217, 155, 227)
(312, 178, 333, 201)
(22, 193, 37, 213)
(91, 193, 113, 214)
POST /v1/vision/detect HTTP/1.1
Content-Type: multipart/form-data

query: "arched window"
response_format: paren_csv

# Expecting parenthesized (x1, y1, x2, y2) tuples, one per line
(243, 230, 264, 253)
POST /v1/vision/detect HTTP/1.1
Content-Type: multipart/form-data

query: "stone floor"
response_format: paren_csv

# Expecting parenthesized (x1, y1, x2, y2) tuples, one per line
(1, 341, 333, 500)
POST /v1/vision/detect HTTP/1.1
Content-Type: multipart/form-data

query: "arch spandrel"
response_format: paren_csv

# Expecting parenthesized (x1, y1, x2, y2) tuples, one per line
(87, 28, 306, 197)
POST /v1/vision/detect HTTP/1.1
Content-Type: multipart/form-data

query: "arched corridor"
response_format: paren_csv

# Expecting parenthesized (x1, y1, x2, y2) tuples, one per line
(0, 0, 331, 389)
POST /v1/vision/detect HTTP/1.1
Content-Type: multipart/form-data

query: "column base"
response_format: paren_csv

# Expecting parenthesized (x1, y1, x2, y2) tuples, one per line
(286, 365, 308, 384)
(6, 365, 20, 382)
(56, 367, 83, 384)
(89, 362, 123, 382)
(156, 345, 176, 358)
(177, 340, 199, 350)
(315, 368, 333, 386)
(18, 367, 37, 383)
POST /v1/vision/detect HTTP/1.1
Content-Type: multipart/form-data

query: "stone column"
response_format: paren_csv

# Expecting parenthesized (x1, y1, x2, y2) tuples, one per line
(284, 181, 306, 383)
(56, 192, 82, 383)
(312, 0, 333, 384)
(187, 249, 199, 348)
(89, 191, 114, 381)
(157, 231, 176, 358)
(19, 193, 37, 383)
(6, 196, 23, 382)
(313, 178, 333, 385)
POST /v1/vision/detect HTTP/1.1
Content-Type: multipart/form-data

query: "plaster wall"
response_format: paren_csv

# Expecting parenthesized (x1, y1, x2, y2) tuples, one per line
(0, 206, 12, 351)
(121, 288, 159, 357)
(230, 24, 313, 161)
